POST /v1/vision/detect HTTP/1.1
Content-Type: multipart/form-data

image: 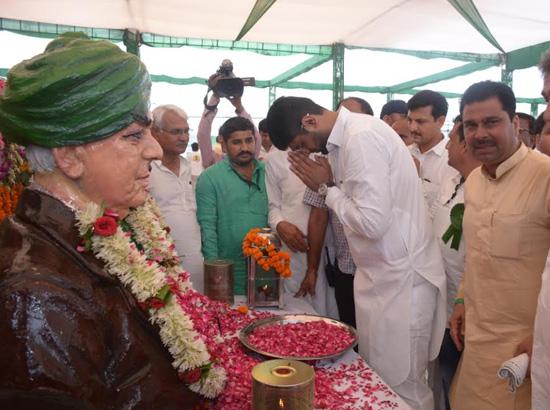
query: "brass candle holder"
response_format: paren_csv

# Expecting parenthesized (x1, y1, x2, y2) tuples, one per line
(204, 259, 234, 304)
(252, 359, 314, 410)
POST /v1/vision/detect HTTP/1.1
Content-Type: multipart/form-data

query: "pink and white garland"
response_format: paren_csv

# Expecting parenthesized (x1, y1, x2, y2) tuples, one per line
(75, 197, 226, 398)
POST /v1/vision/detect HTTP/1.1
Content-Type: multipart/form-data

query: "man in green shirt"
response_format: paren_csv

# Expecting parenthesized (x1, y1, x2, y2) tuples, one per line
(195, 116, 268, 295)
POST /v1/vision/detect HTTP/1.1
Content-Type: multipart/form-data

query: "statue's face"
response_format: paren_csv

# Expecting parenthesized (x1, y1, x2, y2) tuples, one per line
(78, 122, 162, 214)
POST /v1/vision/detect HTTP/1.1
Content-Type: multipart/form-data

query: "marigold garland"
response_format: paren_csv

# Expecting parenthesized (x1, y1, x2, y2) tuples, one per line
(0, 79, 32, 223)
(75, 198, 226, 398)
(242, 228, 292, 278)
(0, 183, 24, 222)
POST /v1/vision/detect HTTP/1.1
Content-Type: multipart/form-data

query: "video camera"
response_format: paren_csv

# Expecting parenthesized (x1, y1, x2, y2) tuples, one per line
(209, 59, 255, 99)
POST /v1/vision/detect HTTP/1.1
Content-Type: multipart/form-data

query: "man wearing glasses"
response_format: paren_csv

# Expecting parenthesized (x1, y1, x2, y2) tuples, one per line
(517, 112, 537, 148)
(150, 105, 204, 293)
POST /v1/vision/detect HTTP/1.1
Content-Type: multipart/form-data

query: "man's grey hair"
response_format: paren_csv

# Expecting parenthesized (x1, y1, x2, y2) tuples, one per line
(152, 105, 188, 130)
(539, 49, 550, 75)
(26, 145, 56, 172)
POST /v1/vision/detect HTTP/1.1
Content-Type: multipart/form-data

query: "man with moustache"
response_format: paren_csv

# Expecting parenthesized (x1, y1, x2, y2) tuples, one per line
(449, 81, 550, 410)
(408, 90, 459, 214)
(195, 116, 268, 296)
(392, 118, 415, 146)
(517, 112, 536, 148)
(150, 105, 204, 292)
(266, 97, 447, 410)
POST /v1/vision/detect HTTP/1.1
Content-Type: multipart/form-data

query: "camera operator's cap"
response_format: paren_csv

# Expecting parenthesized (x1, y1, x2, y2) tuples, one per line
(0, 32, 151, 148)
(380, 100, 408, 119)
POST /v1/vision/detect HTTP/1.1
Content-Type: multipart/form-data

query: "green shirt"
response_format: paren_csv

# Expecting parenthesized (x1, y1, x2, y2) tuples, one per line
(195, 158, 268, 295)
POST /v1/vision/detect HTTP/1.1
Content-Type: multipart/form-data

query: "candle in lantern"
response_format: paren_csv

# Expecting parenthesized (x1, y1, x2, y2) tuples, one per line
(278, 398, 285, 408)
(258, 283, 273, 300)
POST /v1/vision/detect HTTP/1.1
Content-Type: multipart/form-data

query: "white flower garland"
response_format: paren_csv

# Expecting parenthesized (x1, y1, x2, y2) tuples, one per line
(76, 198, 226, 399)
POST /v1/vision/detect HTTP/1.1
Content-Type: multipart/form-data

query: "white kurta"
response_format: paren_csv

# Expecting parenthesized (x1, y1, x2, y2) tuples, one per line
(431, 174, 465, 321)
(265, 148, 337, 318)
(149, 158, 204, 293)
(410, 139, 459, 217)
(325, 108, 447, 387)
(532, 252, 550, 410)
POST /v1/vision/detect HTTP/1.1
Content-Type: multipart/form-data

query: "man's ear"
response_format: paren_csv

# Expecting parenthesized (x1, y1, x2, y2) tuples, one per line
(460, 138, 469, 154)
(220, 138, 228, 154)
(52, 146, 85, 179)
(301, 114, 317, 132)
(436, 115, 446, 129)
(512, 114, 520, 137)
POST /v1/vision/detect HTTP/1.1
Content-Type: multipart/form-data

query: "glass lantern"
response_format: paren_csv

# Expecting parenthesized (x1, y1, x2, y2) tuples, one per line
(246, 228, 284, 309)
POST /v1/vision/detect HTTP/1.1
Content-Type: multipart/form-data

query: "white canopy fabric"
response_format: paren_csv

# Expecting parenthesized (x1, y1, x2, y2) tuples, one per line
(2, 0, 550, 53)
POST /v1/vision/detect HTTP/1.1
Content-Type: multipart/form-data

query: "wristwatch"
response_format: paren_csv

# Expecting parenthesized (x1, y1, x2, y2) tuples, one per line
(317, 181, 335, 196)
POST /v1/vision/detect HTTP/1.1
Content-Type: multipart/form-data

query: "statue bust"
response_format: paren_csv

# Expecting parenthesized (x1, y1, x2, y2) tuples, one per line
(0, 33, 208, 409)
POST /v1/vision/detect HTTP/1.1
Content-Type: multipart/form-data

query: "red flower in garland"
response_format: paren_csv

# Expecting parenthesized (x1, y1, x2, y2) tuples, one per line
(179, 367, 202, 384)
(138, 297, 167, 312)
(93, 215, 118, 236)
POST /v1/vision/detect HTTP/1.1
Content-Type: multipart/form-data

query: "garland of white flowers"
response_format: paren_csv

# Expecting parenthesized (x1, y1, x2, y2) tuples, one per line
(75, 197, 226, 399)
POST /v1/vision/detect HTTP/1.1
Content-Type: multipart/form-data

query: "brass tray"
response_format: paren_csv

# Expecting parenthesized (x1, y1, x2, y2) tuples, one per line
(239, 314, 358, 361)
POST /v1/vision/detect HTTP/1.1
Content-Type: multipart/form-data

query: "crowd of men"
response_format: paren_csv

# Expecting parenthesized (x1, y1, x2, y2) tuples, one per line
(147, 52, 550, 410)
(0, 33, 549, 410)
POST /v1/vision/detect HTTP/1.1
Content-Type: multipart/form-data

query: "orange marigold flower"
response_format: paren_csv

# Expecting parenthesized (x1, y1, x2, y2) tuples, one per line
(236, 305, 249, 314)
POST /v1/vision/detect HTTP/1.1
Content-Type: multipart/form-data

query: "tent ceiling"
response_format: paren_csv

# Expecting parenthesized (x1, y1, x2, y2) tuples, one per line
(3, 0, 550, 53)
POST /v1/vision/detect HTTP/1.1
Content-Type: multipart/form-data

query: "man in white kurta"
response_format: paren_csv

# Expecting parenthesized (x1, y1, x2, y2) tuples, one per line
(266, 98, 447, 410)
(408, 90, 459, 216)
(531, 48, 550, 410)
(150, 105, 204, 292)
(532, 252, 550, 410)
(265, 147, 337, 317)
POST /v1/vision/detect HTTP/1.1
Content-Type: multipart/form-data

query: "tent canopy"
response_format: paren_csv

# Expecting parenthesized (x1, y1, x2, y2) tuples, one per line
(1, 1, 549, 113)
(2, 0, 550, 53)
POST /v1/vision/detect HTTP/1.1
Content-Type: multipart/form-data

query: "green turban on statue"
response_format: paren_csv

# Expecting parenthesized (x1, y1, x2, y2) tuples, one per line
(0, 32, 151, 148)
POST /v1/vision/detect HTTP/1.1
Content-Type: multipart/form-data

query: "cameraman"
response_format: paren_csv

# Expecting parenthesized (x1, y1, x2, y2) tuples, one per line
(197, 74, 261, 168)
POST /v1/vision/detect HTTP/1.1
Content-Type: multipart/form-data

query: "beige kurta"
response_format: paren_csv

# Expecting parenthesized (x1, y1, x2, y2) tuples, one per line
(451, 145, 550, 410)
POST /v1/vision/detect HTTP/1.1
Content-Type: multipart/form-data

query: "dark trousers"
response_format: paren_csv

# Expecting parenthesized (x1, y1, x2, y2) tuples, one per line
(333, 266, 356, 329)
(439, 328, 462, 410)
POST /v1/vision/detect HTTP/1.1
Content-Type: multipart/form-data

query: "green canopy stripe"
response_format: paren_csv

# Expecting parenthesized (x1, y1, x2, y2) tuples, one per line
(506, 41, 550, 71)
(269, 54, 331, 86)
(0, 17, 124, 42)
(447, 0, 504, 52)
(389, 61, 498, 93)
(0, 17, 332, 56)
(348, 46, 500, 63)
(235, 0, 277, 41)
(3, 69, 542, 104)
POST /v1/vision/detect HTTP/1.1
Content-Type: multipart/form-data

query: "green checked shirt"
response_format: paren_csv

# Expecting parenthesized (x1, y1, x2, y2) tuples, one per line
(195, 157, 268, 295)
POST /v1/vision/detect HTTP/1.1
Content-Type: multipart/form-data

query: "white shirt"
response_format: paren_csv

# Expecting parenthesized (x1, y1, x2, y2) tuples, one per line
(149, 157, 204, 292)
(325, 107, 447, 386)
(265, 148, 337, 318)
(259, 144, 273, 161)
(410, 138, 459, 216)
(431, 173, 465, 321)
(532, 252, 550, 410)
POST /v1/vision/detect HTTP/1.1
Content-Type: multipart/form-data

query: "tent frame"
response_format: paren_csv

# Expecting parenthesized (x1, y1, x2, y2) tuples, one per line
(0, 17, 546, 115)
